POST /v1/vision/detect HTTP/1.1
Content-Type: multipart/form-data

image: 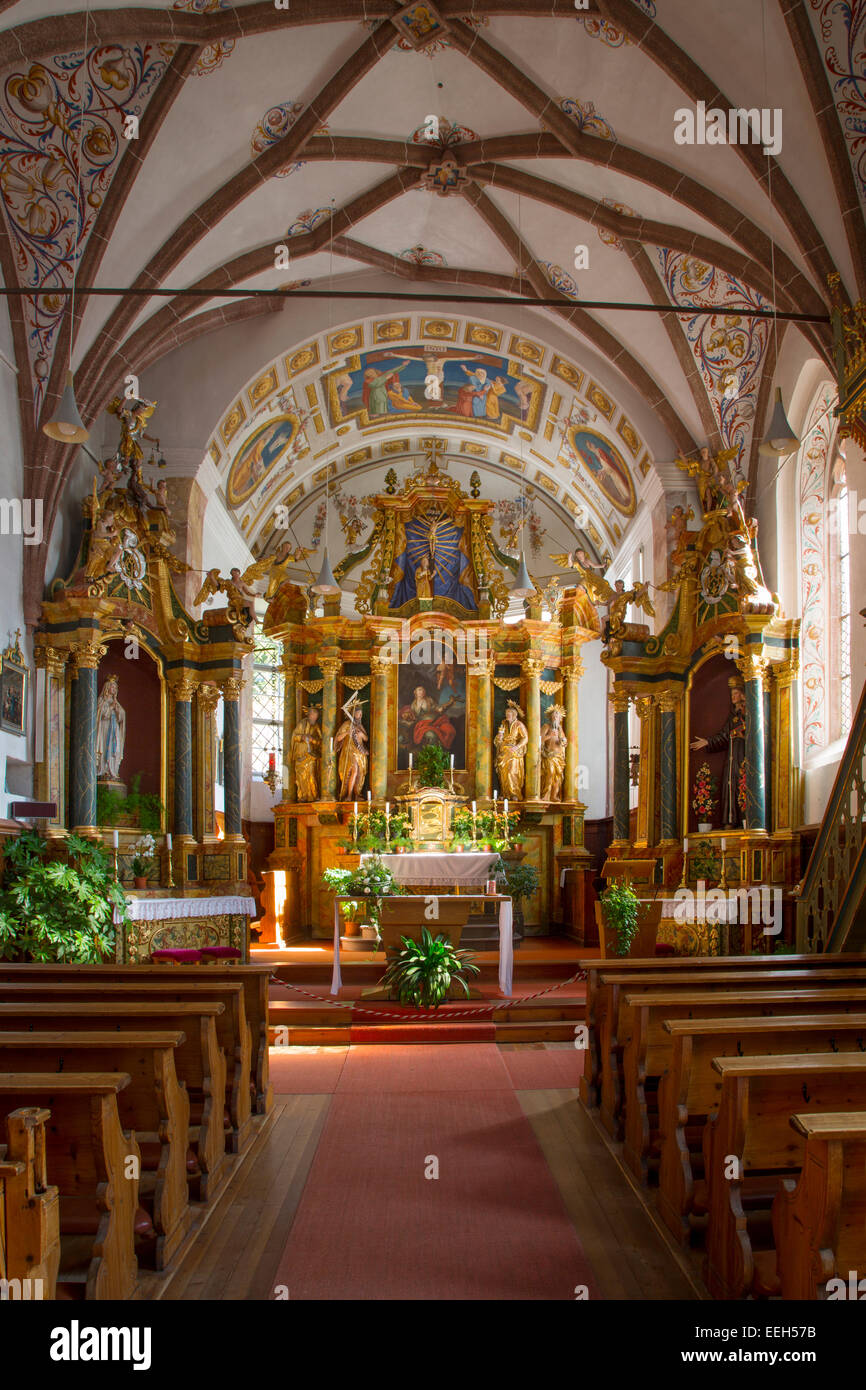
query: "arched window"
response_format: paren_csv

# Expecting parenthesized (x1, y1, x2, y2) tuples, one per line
(797, 382, 849, 753)
(251, 631, 283, 777)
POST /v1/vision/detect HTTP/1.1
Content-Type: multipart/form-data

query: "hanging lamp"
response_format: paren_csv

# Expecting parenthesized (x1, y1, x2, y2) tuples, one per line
(43, 4, 90, 444)
(759, 386, 799, 457)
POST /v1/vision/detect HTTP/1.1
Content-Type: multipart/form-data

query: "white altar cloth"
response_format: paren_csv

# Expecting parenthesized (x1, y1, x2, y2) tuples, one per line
(362, 851, 499, 887)
(330, 893, 513, 998)
(117, 895, 253, 923)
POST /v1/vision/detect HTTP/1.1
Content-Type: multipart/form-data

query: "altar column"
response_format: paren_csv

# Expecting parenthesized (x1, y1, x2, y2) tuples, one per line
(170, 676, 195, 839)
(320, 657, 341, 800)
(658, 689, 679, 843)
(740, 654, 768, 833)
(522, 655, 543, 801)
(281, 660, 299, 802)
(69, 639, 105, 833)
(33, 641, 66, 835)
(220, 675, 244, 837)
(633, 695, 657, 847)
(611, 688, 632, 844)
(563, 657, 584, 802)
(370, 655, 389, 800)
(473, 655, 494, 800)
(194, 682, 219, 842)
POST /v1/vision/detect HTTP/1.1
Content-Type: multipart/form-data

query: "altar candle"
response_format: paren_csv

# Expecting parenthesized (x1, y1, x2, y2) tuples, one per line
(720, 838, 726, 852)
(683, 837, 689, 852)
(367, 789, 372, 804)
(330, 737, 334, 754)
(450, 754, 454, 770)
(385, 802, 390, 816)
(504, 799, 509, 816)
(472, 800, 476, 815)
(112, 829, 119, 849)
(409, 753, 413, 770)
(166, 832, 172, 852)
(493, 790, 498, 803)
(354, 801, 358, 820)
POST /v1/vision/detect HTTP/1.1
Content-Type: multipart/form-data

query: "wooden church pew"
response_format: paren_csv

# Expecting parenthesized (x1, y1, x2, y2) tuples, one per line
(655, 1014, 866, 1243)
(772, 1111, 866, 1300)
(0, 963, 273, 1115)
(596, 968, 866, 1138)
(0, 1002, 228, 1202)
(0, 1031, 192, 1271)
(0, 980, 252, 1154)
(621, 986, 866, 1179)
(578, 953, 866, 1110)
(0, 1107, 60, 1298)
(702, 1054, 866, 1300)
(0, 1075, 140, 1301)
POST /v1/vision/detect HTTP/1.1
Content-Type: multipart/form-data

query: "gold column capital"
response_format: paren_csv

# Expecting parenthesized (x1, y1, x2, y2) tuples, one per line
(469, 655, 496, 679)
(521, 655, 545, 677)
(281, 660, 300, 685)
(34, 641, 67, 677)
(195, 681, 220, 714)
(735, 653, 769, 684)
(370, 654, 391, 677)
(169, 675, 197, 702)
(634, 694, 656, 720)
(609, 690, 631, 715)
(70, 638, 107, 670)
(563, 657, 585, 683)
(319, 657, 342, 679)
(220, 676, 244, 701)
(657, 688, 679, 714)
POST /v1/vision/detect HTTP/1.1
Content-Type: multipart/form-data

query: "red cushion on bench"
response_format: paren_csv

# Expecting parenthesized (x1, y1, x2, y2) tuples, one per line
(199, 946, 242, 960)
(151, 948, 204, 963)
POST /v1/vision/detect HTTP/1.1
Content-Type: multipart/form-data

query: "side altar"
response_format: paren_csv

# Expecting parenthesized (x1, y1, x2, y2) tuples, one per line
(34, 394, 255, 958)
(262, 458, 601, 944)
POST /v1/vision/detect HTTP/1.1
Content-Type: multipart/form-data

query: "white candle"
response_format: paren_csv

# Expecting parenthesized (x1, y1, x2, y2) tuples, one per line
(367, 789, 372, 803)
(330, 737, 334, 754)
(450, 754, 455, 770)
(112, 829, 118, 849)
(683, 837, 689, 852)
(493, 790, 498, 803)
(385, 802, 390, 816)
(166, 833, 172, 852)
(409, 753, 413, 770)
(504, 799, 509, 816)
(354, 801, 358, 819)
(720, 838, 726, 852)
(472, 800, 477, 815)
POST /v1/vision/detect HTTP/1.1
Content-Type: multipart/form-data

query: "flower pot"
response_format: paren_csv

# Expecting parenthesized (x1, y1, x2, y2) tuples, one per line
(133, 875, 148, 890)
(596, 899, 664, 959)
(698, 822, 713, 833)
(360, 925, 379, 944)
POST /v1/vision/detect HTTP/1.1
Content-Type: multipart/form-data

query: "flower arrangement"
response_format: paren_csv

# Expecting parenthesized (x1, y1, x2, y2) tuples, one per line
(128, 834, 156, 879)
(416, 744, 450, 787)
(449, 806, 520, 851)
(345, 808, 413, 851)
(691, 762, 717, 822)
(322, 855, 405, 942)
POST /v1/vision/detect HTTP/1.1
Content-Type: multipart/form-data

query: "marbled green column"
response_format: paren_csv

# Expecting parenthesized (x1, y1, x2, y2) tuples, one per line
(320, 657, 340, 800)
(172, 679, 194, 837)
(523, 656, 543, 800)
(658, 690, 678, 843)
(474, 657, 493, 799)
(742, 658, 767, 833)
(70, 642, 103, 831)
(611, 689, 631, 843)
(563, 659, 583, 802)
(221, 676, 243, 836)
(763, 681, 772, 832)
(370, 656, 389, 800)
(282, 660, 298, 803)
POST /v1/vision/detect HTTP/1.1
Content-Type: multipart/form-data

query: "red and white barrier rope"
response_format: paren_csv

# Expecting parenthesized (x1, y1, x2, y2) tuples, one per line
(269, 969, 587, 1021)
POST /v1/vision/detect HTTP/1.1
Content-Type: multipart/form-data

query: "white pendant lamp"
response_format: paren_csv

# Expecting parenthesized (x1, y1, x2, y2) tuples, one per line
(759, 386, 799, 457)
(511, 548, 535, 599)
(312, 544, 341, 596)
(43, 369, 89, 443)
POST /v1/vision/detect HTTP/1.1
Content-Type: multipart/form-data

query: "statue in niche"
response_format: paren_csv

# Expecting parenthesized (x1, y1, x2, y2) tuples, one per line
(414, 552, 433, 599)
(689, 675, 747, 828)
(95, 674, 127, 786)
(540, 704, 567, 803)
(494, 700, 528, 800)
(290, 705, 322, 802)
(334, 692, 369, 801)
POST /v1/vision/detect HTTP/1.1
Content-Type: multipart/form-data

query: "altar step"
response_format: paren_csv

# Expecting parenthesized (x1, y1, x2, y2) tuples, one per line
(267, 997, 585, 1046)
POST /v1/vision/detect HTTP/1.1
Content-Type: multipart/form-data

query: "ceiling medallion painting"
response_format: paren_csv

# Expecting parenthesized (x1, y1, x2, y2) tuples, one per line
(561, 425, 636, 516)
(538, 263, 579, 300)
(250, 100, 330, 176)
(559, 97, 616, 142)
(373, 10, 487, 56)
(168, 0, 234, 77)
(0, 45, 170, 417)
(326, 347, 544, 432)
(399, 245, 448, 267)
(226, 409, 309, 508)
(410, 118, 478, 147)
(419, 155, 472, 197)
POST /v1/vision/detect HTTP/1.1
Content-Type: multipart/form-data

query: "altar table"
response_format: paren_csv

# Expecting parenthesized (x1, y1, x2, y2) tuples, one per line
(361, 851, 500, 887)
(330, 891, 514, 998)
(114, 894, 254, 964)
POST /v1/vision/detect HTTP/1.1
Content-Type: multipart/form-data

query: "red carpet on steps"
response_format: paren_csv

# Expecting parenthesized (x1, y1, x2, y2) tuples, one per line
(268, 1043, 587, 1093)
(272, 1082, 599, 1300)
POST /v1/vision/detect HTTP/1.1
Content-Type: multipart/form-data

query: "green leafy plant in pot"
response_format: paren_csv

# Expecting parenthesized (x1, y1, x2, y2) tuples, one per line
(600, 879, 644, 957)
(502, 862, 539, 930)
(380, 925, 480, 1008)
(415, 743, 449, 788)
(0, 831, 126, 963)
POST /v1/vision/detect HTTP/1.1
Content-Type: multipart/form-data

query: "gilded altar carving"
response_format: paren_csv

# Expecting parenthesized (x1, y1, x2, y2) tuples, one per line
(540, 703, 566, 802)
(290, 707, 322, 802)
(494, 699, 528, 799)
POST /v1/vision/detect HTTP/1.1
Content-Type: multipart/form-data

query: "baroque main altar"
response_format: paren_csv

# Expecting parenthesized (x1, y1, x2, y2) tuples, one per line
(265, 459, 600, 941)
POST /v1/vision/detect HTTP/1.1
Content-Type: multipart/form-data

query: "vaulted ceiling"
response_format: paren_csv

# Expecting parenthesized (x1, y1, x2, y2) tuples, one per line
(1, 0, 862, 619)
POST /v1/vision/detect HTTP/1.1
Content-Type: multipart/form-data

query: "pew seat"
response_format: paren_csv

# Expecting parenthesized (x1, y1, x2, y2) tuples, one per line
(0, 1107, 60, 1298)
(0, 1075, 140, 1301)
(772, 1111, 866, 1300)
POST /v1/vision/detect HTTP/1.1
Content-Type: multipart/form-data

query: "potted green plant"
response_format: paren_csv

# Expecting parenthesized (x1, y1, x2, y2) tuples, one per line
(0, 830, 127, 963)
(97, 772, 165, 831)
(502, 861, 539, 932)
(416, 743, 449, 788)
(380, 925, 480, 1008)
(128, 833, 156, 888)
(596, 878, 662, 958)
(322, 856, 405, 949)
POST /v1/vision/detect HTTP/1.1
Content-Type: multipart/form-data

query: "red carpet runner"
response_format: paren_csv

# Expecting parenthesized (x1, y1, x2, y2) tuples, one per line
(272, 1044, 598, 1299)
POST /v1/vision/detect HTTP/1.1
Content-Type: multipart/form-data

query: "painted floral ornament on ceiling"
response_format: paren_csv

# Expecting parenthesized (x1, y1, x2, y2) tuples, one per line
(286, 208, 332, 237)
(597, 199, 640, 251)
(559, 98, 616, 142)
(170, 0, 235, 77)
(656, 251, 771, 487)
(251, 100, 330, 176)
(411, 117, 478, 148)
(807, 0, 866, 203)
(538, 263, 579, 300)
(400, 246, 448, 267)
(366, 11, 487, 57)
(577, 0, 655, 45)
(0, 45, 170, 418)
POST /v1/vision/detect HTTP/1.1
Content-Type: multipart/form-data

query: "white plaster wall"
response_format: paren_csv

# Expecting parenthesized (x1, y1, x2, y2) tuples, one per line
(0, 278, 30, 817)
(578, 640, 609, 821)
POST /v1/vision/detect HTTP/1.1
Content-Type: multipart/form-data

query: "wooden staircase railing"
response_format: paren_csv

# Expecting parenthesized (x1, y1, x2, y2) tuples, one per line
(796, 675, 866, 952)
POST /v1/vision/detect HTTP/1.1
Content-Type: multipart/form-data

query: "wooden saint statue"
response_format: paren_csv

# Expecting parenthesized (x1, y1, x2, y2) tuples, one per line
(290, 705, 322, 802)
(334, 692, 369, 800)
(540, 704, 567, 802)
(494, 699, 528, 800)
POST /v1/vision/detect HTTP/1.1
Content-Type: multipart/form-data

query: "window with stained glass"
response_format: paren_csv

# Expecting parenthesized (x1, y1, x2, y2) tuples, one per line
(251, 632, 283, 777)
